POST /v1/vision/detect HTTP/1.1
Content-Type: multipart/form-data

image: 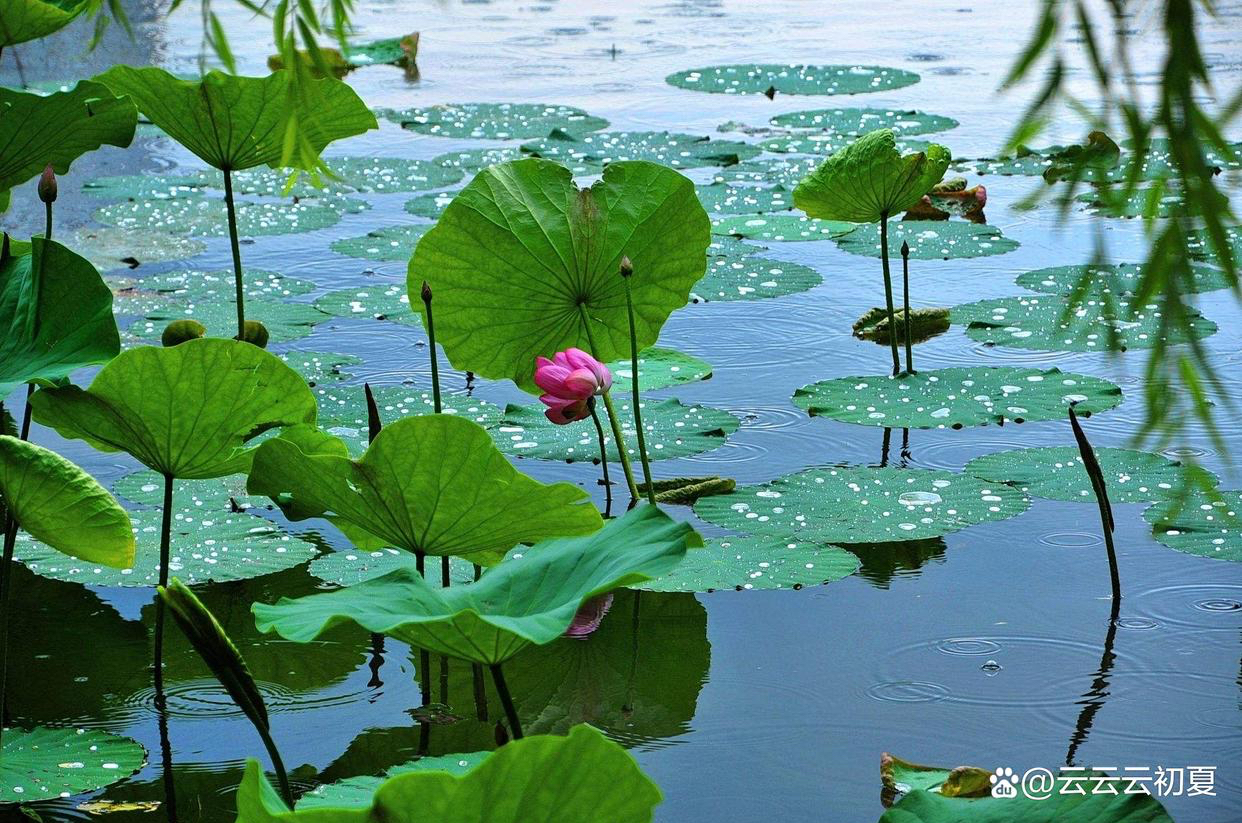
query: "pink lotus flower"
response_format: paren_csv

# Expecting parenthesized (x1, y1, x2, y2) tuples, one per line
(534, 348, 612, 425)
(564, 593, 614, 638)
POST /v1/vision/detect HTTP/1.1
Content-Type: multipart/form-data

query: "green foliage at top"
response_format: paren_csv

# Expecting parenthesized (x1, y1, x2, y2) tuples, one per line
(252, 503, 692, 664)
(0, 237, 120, 400)
(408, 158, 709, 391)
(0, 0, 88, 47)
(0, 80, 137, 206)
(31, 338, 317, 478)
(247, 415, 603, 566)
(0, 435, 134, 569)
(793, 129, 951, 222)
(236, 725, 662, 822)
(94, 66, 376, 172)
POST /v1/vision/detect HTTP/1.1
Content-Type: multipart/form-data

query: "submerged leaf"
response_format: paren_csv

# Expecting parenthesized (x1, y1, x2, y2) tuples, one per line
(853, 306, 950, 344)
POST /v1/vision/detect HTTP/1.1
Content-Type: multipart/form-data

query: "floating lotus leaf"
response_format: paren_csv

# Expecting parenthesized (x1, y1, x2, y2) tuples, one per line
(69, 227, 206, 273)
(136, 268, 315, 300)
(693, 253, 822, 302)
(760, 132, 930, 156)
(666, 64, 920, 96)
(640, 535, 859, 592)
(332, 225, 431, 262)
(879, 782, 1173, 822)
(343, 34, 418, 67)
(0, 436, 134, 568)
(1016, 263, 1231, 297)
(433, 147, 604, 177)
(712, 214, 854, 242)
(94, 196, 366, 237)
(31, 338, 317, 478)
(709, 234, 764, 257)
(300, 752, 491, 809)
(0, 81, 137, 201)
(1187, 224, 1241, 267)
(880, 753, 991, 800)
(854, 306, 950, 345)
(387, 102, 608, 139)
(607, 346, 713, 392)
(710, 156, 822, 188)
(236, 725, 660, 822)
(126, 296, 329, 344)
(695, 466, 1028, 544)
(408, 158, 709, 391)
(521, 130, 760, 169)
(769, 107, 957, 135)
(1076, 185, 1184, 218)
(315, 282, 416, 325)
(81, 172, 217, 200)
(696, 183, 793, 214)
(247, 415, 602, 565)
(834, 220, 1019, 260)
(0, 0, 90, 46)
(112, 469, 260, 510)
(0, 238, 121, 400)
(95, 66, 377, 172)
(278, 350, 363, 384)
(0, 727, 146, 805)
(403, 190, 457, 218)
(792, 367, 1123, 429)
(1144, 489, 1242, 562)
(315, 385, 502, 455)
(493, 397, 737, 462)
(952, 293, 1216, 352)
(253, 504, 691, 664)
(308, 548, 475, 587)
(965, 447, 1201, 504)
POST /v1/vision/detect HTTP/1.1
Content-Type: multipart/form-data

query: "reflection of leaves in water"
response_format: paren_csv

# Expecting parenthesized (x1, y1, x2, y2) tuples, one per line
(842, 538, 947, 589)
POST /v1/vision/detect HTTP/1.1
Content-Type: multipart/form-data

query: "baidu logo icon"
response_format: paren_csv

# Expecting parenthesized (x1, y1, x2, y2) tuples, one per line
(990, 767, 1019, 798)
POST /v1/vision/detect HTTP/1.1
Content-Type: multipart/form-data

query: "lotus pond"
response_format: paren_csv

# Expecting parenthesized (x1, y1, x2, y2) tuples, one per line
(0, 0, 1240, 821)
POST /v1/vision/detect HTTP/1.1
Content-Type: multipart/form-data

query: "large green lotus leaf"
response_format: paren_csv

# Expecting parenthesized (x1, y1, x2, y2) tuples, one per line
(834, 220, 1019, 260)
(0, 238, 121, 399)
(0, 0, 88, 46)
(693, 253, 822, 302)
(332, 225, 430, 262)
(1016, 263, 1231, 297)
(387, 102, 608, 139)
(878, 784, 1173, 822)
(69, 226, 206, 273)
(793, 367, 1123, 429)
(314, 282, 415, 325)
(952, 293, 1217, 352)
(607, 346, 712, 392)
(640, 535, 859, 592)
(433, 147, 604, 177)
(710, 155, 823, 188)
(403, 190, 457, 218)
(247, 414, 602, 565)
(407, 158, 709, 391)
(94, 195, 366, 237)
(95, 67, 377, 172)
(770, 107, 957, 135)
(0, 726, 146, 805)
(492, 397, 737, 462)
(521, 131, 760, 170)
(254, 504, 691, 664)
(126, 295, 329, 344)
(308, 548, 475, 587)
(793, 129, 949, 223)
(666, 63, 920, 95)
(301, 752, 492, 809)
(31, 338, 317, 478)
(965, 446, 1201, 504)
(0, 81, 137, 196)
(694, 466, 1028, 544)
(1144, 489, 1242, 562)
(712, 213, 854, 242)
(761, 132, 930, 156)
(315, 384, 502, 455)
(237, 725, 660, 822)
(696, 183, 793, 214)
(0, 436, 134, 568)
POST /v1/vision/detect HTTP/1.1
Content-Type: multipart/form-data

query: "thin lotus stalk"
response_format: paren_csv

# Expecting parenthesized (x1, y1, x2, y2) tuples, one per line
(222, 168, 246, 340)
(415, 551, 431, 710)
(471, 565, 487, 720)
(1068, 405, 1121, 604)
(588, 399, 613, 513)
(153, 473, 174, 679)
(38, 164, 55, 242)
(901, 240, 913, 374)
(878, 212, 901, 376)
(439, 558, 450, 702)
(577, 306, 639, 500)
(154, 674, 179, 822)
(489, 663, 523, 739)
(421, 281, 442, 413)
(0, 516, 16, 749)
(18, 386, 32, 441)
(620, 258, 656, 506)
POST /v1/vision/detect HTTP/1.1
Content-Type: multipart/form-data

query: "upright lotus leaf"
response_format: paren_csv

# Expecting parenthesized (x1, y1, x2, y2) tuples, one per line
(253, 504, 692, 664)
(879, 782, 1173, 822)
(407, 158, 710, 391)
(93, 67, 377, 172)
(30, 338, 317, 479)
(0, 435, 134, 568)
(247, 414, 602, 565)
(0, 81, 137, 206)
(0, 237, 120, 400)
(0, 0, 89, 46)
(235, 725, 662, 823)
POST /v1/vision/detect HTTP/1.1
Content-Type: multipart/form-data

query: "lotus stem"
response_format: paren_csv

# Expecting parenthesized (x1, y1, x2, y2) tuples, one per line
(43, 202, 52, 242)
(257, 720, 295, 808)
(901, 240, 913, 374)
(364, 383, 382, 443)
(588, 399, 613, 513)
(153, 671, 179, 822)
(878, 213, 901, 376)
(489, 663, 523, 739)
(414, 551, 431, 709)
(440, 557, 450, 702)
(421, 281, 441, 413)
(577, 305, 639, 500)
(620, 259, 656, 506)
(18, 385, 32, 441)
(1068, 405, 1121, 604)
(0, 515, 16, 749)
(222, 168, 246, 340)
(153, 473, 174, 680)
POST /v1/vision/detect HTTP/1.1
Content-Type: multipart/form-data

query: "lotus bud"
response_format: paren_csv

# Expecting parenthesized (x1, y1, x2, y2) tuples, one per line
(38, 165, 57, 204)
(238, 320, 270, 349)
(901, 241, 910, 259)
(162, 319, 207, 347)
(421, 279, 432, 304)
(619, 256, 633, 278)
(494, 721, 510, 747)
